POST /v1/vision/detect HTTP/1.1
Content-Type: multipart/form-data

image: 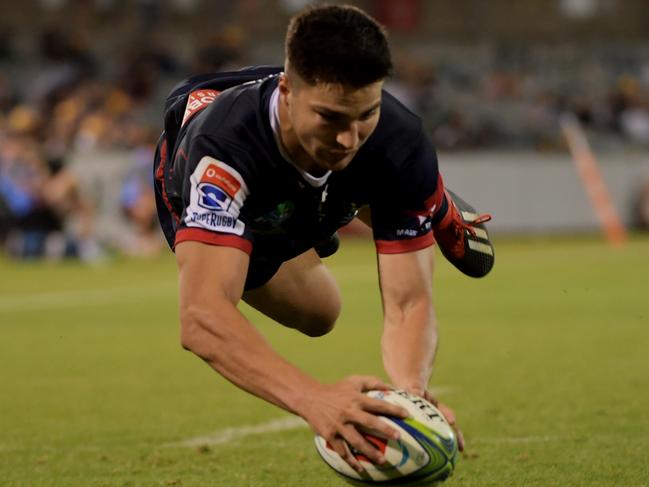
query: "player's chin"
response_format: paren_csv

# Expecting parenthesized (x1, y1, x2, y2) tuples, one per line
(317, 151, 356, 171)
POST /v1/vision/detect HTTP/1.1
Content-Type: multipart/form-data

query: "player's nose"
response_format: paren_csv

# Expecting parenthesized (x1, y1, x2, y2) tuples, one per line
(336, 123, 359, 150)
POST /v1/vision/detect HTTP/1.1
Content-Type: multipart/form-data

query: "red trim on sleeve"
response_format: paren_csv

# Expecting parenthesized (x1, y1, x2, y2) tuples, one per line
(174, 228, 252, 255)
(406, 173, 446, 218)
(375, 232, 434, 254)
(423, 173, 446, 215)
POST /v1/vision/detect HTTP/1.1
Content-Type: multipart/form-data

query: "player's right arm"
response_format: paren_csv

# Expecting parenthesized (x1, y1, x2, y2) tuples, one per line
(175, 240, 408, 472)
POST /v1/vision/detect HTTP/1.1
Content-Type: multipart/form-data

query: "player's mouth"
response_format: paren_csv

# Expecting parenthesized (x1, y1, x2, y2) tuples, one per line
(325, 147, 357, 158)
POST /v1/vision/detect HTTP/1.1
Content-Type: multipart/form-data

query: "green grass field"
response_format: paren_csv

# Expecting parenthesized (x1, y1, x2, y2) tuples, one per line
(1, 235, 648, 486)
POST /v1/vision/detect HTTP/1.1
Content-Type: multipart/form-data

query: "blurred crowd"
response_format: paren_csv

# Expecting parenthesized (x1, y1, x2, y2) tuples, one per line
(1, 18, 649, 261)
(386, 45, 649, 152)
(0, 23, 245, 260)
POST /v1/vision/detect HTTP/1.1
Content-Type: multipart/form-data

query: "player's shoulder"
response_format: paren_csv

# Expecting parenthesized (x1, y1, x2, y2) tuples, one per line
(189, 73, 277, 140)
(163, 66, 280, 146)
(171, 70, 281, 183)
(165, 66, 282, 113)
(361, 89, 426, 165)
(373, 89, 424, 149)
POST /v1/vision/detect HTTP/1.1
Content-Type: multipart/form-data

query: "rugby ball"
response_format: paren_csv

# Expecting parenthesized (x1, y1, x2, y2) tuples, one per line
(314, 390, 458, 485)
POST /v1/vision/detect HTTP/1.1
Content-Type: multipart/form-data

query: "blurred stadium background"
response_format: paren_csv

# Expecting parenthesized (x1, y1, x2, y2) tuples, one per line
(1, 1, 649, 486)
(1, 0, 648, 258)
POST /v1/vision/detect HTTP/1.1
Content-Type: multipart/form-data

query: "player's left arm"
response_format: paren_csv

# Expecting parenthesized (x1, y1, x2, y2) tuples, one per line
(378, 247, 466, 451)
(377, 246, 437, 394)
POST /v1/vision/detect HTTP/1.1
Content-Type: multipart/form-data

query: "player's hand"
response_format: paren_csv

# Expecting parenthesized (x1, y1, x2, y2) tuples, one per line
(408, 388, 465, 452)
(301, 375, 409, 473)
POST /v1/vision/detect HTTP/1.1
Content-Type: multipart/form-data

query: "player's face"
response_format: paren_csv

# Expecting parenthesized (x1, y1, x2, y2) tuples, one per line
(284, 75, 383, 172)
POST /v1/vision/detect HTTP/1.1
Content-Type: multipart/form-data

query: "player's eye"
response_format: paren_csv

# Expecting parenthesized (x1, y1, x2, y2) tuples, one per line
(359, 108, 378, 121)
(317, 111, 343, 123)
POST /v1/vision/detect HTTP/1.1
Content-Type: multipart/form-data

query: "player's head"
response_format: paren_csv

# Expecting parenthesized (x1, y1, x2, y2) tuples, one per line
(279, 4, 392, 171)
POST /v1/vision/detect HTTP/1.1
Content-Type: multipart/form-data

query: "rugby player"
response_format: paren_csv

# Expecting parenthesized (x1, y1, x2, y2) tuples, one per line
(154, 4, 493, 472)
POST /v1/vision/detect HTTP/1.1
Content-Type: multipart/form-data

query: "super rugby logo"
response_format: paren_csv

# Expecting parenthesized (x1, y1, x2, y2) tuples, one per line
(197, 163, 242, 211)
(186, 157, 249, 236)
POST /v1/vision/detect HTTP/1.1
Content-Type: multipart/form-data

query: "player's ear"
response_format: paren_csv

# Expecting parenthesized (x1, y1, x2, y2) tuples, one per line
(279, 72, 294, 111)
(279, 72, 290, 97)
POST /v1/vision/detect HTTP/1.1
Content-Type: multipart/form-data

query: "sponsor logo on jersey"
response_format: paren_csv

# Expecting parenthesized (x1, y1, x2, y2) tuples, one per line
(396, 228, 419, 237)
(181, 89, 221, 127)
(189, 211, 238, 229)
(198, 184, 232, 211)
(186, 157, 249, 236)
(395, 214, 432, 238)
(197, 163, 242, 211)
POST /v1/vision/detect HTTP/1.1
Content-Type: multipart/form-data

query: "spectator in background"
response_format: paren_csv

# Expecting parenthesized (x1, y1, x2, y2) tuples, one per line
(191, 27, 247, 75)
(615, 76, 649, 146)
(0, 74, 16, 114)
(634, 177, 649, 230)
(118, 126, 163, 256)
(0, 104, 99, 260)
(29, 27, 96, 107)
(0, 106, 68, 257)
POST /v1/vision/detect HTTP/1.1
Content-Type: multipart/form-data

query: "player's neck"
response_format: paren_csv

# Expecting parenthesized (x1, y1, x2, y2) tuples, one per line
(276, 93, 327, 177)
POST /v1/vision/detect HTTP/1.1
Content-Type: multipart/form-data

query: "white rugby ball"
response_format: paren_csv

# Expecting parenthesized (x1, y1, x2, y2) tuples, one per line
(314, 390, 458, 485)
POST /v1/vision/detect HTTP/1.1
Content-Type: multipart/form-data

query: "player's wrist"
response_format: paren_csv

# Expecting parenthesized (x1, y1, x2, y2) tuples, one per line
(288, 379, 325, 420)
(395, 383, 426, 396)
(387, 373, 428, 395)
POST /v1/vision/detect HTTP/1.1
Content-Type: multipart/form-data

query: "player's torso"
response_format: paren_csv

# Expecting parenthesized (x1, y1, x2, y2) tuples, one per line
(160, 68, 430, 259)
(169, 75, 376, 253)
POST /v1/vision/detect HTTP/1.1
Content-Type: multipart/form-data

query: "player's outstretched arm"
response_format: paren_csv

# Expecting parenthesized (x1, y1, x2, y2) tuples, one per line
(175, 241, 408, 472)
(377, 246, 437, 393)
(377, 247, 465, 450)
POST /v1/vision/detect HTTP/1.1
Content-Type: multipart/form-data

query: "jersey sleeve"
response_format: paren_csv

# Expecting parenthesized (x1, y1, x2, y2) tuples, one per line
(370, 131, 445, 254)
(173, 134, 254, 254)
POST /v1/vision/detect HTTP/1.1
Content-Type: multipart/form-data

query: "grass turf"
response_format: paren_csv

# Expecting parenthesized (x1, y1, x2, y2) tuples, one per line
(1, 234, 648, 486)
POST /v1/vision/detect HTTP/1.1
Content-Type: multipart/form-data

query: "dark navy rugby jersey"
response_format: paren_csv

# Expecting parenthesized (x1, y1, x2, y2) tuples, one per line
(154, 66, 445, 274)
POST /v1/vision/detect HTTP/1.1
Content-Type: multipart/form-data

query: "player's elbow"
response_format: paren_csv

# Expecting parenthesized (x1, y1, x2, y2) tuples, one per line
(179, 306, 222, 357)
(179, 320, 198, 353)
(179, 308, 201, 352)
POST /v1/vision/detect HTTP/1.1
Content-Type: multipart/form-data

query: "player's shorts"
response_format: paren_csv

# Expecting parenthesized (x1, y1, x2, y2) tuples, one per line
(244, 255, 283, 290)
(243, 233, 340, 290)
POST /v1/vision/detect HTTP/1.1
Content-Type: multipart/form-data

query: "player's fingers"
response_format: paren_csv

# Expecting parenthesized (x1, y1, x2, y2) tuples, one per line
(352, 412, 401, 442)
(346, 375, 392, 392)
(437, 403, 456, 425)
(456, 427, 465, 452)
(436, 402, 464, 452)
(342, 426, 386, 466)
(422, 390, 439, 407)
(330, 436, 365, 473)
(362, 396, 409, 419)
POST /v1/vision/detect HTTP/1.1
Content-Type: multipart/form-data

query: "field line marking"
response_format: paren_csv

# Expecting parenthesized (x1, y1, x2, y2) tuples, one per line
(163, 416, 308, 449)
(0, 283, 176, 312)
(471, 435, 557, 444)
(163, 388, 457, 450)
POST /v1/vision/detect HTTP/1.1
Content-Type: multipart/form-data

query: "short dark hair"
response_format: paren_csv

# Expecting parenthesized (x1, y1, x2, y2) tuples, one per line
(285, 4, 392, 87)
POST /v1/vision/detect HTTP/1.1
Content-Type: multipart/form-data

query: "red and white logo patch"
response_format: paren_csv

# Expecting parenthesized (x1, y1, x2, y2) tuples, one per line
(181, 89, 221, 127)
(186, 157, 249, 236)
(200, 163, 241, 198)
